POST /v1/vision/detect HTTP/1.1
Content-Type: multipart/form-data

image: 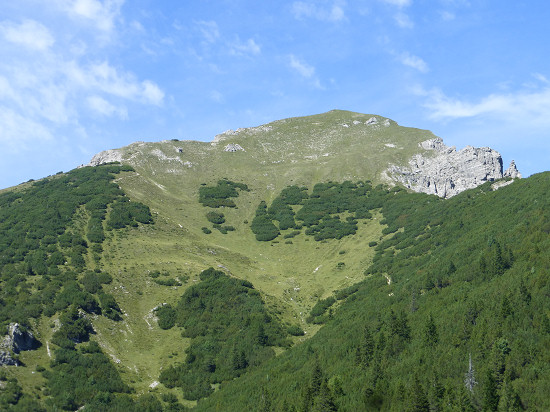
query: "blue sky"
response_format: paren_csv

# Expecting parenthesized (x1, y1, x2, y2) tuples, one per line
(1, 0, 549, 189)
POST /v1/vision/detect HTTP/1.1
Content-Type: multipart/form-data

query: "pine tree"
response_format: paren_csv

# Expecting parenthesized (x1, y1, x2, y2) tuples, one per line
(232, 348, 248, 370)
(312, 380, 337, 412)
(357, 326, 375, 368)
(519, 277, 531, 305)
(492, 242, 505, 276)
(428, 372, 445, 412)
(310, 361, 324, 396)
(498, 379, 523, 412)
(410, 291, 418, 313)
(482, 370, 499, 412)
(259, 386, 272, 412)
(500, 295, 513, 319)
(256, 323, 268, 346)
(424, 314, 438, 347)
(410, 376, 430, 412)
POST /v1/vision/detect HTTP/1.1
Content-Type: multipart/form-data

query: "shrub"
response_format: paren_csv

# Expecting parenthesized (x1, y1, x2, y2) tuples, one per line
(206, 211, 225, 224)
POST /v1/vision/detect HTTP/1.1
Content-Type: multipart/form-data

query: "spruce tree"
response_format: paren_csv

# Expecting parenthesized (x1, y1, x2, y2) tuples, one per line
(312, 380, 337, 412)
(410, 376, 430, 412)
(424, 314, 438, 347)
(482, 370, 499, 412)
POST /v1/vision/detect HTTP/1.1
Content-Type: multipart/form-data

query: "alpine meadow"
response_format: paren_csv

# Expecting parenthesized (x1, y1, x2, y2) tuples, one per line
(1, 110, 549, 412)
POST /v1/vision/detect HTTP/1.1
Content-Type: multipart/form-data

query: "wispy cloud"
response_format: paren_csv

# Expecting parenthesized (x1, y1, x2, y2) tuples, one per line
(65, 61, 164, 105)
(196, 20, 220, 44)
(379, 0, 413, 27)
(0, 106, 54, 147)
(193, 21, 261, 59)
(399, 52, 429, 72)
(289, 54, 322, 88)
(291, 1, 346, 22)
(0, 9, 164, 150)
(0, 19, 55, 51)
(87, 95, 128, 118)
(229, 37, 261, 56)
(533, 73, 550, 85)
(56, 0, 125, 32)
(394, 12, 414, 28)
(439, 10, 456, 21)
(419, 84, 550, 129)
(289, 55, 315, 78)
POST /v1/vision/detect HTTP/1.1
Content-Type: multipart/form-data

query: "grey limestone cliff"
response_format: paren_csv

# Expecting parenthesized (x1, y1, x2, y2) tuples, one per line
(385, 137, 520, 198)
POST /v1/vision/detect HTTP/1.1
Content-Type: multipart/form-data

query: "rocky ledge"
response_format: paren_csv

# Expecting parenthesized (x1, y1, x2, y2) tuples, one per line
(385, 138, 521, 198)
(0, 323, 40, 366)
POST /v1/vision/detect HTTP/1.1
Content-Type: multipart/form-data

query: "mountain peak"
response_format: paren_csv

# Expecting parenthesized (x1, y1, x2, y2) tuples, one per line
(86, 111, 518, 198)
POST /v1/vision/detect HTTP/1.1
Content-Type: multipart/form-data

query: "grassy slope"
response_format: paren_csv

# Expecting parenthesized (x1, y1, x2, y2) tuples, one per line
(10, 111, 440, 402)
(86, 111, 435, 389)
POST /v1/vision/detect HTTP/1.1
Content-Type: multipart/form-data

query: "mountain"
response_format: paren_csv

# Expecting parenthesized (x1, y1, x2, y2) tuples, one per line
(87, 110, 516, 199)
(0, 110, 546, 412)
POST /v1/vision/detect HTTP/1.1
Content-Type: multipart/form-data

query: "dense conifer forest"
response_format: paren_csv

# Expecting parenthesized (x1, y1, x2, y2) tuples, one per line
(196, 173, 550, 411)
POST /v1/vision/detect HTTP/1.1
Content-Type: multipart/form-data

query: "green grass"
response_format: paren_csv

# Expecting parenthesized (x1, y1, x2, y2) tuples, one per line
(0, 110, 444, 406)
(74, 111, 430, 397)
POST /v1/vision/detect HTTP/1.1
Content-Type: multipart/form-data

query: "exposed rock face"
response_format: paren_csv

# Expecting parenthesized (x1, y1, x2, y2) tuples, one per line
(88, 149, 123, 166)
(386, 137, 518, 198)
(224, 143, 245, 152)
(504, 160, 521, 178)
(0, 323, 40, 365)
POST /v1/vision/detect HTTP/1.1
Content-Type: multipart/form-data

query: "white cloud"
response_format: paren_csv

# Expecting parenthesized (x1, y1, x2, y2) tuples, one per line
(533, 73, 550, 85)
(291, 1, 346, 22)
(142, 80, 165, 106)
(229, 37, 261, 56)
(210, 90, 224, 103)
(440, 10, 456, 21)
(196, 20, 220, 43)
(400, 52, 429, 72)
(87, 95, 128, 118)
(0, 24, 164, 148)
(289, 55, 316, 78)
(289, 55, 322, 89)
(0, 106, 54, 147)
(0, 19, 55, 51)
(58, 0, 125, 32)
(394, 12, 414, 28)
(420, 86, 550, 129)
(64, 61, 164, 105)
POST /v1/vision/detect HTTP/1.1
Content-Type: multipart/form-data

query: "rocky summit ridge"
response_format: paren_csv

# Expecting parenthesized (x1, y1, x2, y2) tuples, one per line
(384, 137, 521, 198)
(87, 110, 519, 198)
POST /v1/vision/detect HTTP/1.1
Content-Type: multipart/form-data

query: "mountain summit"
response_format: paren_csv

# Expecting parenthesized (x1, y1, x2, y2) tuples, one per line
(88, 110, 518, 198)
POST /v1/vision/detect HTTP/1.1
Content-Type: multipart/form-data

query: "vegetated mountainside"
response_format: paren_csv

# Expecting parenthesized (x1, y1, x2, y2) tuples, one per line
(197, 173, 550, 412)
(0, 110, 540, 411)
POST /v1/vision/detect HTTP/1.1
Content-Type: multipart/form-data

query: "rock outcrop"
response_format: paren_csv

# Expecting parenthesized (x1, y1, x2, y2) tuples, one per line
(504, 160, 521, 178)
(88, 149, 123, 166)
(386, 138, 519, 198)
(0, 323, 40, 365)
(224, 143, 245, 152)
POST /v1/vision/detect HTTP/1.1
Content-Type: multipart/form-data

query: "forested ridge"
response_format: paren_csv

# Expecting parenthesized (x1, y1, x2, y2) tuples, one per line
(196, 173, 550, 411)
(1, 164, 549, 411)
(0, 164, 156, 410)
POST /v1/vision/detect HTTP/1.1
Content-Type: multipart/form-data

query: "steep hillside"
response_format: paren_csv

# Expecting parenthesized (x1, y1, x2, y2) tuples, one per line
(0, 110, 537, 411)
(196, 173, 550, 411)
